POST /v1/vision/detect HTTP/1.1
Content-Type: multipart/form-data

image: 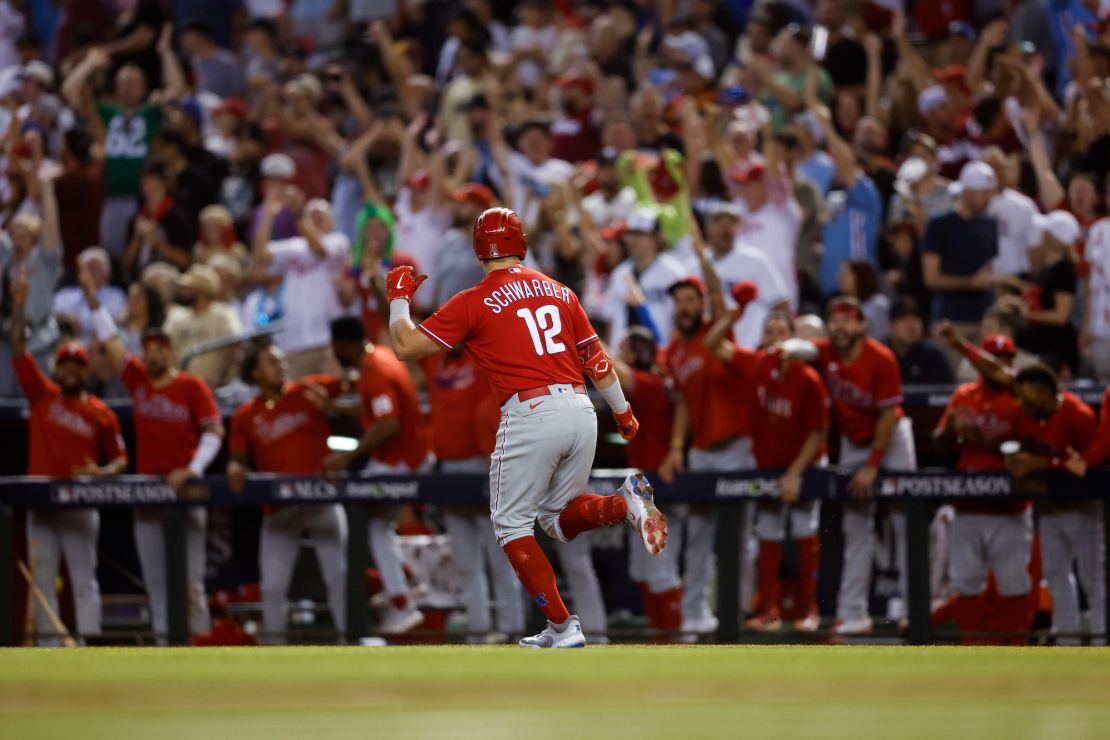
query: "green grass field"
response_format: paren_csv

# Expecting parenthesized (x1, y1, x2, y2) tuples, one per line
(2, 645, 1109, 739)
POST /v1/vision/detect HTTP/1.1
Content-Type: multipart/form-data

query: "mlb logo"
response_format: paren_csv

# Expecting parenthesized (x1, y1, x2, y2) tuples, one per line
(56, 486, 72, 503)
(278, 483, 292, 499)
(881, 478, 897, 496)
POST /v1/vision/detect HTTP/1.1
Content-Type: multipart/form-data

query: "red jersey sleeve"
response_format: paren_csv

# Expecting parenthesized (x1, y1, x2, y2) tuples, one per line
(120, 355, 148, 394)
(569, 294, 600, 349)
(12, 353, 52, 405)
(937, 385, 969, 435)
(97, 404, 128, 464)
(873, 345, 903, 408)
(189, 376, 222, 428)
(360, 370, 401, 423)
(418, 291, 471, 349)
(302, 374, 344, 398)
(725, 346, 759, 380)
(228, 404, 253, 457)
(1071, 398, 1098, 451)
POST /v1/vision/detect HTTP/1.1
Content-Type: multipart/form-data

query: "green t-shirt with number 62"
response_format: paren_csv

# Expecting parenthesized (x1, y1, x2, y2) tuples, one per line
(97, 102, 162, 196)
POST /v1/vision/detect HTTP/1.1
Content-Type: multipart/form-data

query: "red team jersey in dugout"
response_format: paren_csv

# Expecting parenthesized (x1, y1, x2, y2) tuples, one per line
(358, 345, 430, 470)
(1082, 386, 1110, 468)
(13, 354, 127, 476)
(624, 368, 674, 470)
(419, 352, 500, 461)
(1015, 391, 1097, 463)
(665, 322, 751, 450)
(727, 349, 829, 469)
(417, 266, 600, 401)
(813, 338, 903, 445)
(121, 357, 222, 474)
(229, 376, 342, 474)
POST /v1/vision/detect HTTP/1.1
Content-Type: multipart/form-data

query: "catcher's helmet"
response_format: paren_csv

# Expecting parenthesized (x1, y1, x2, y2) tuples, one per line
(472, 207, 527, 261)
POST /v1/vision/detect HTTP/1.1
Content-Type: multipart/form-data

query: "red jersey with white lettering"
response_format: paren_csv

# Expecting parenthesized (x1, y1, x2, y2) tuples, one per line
(359, 345, 430, 470)
(229, 376, 341, 474)
(937, 380, 1025, 513)
(728, 348, 829, 469)
(417, 266, 599, 401)
(121, 357, 221, 475)
(624, 368, 674, 470)
(13, 354, 127, 477)
(1082, 386, 1110, 468)
(419, 351, 499, 461)
(938, 381, 1023, 471)
(1015, 391, 1097, 465)
(813, 338, 903, 446)
(665, 322, 750, 450)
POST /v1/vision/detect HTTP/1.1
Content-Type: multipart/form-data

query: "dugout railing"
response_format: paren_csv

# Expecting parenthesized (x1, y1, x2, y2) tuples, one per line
(1, 468, 1108, 646)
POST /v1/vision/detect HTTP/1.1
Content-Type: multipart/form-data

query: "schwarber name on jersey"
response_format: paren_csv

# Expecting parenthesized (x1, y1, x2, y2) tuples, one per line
(417, 266, 600, 401)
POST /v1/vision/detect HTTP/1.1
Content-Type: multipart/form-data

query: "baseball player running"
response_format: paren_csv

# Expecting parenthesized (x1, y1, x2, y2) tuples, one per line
(228, 344, 348, 643)
(81, 269, 222, 643)
(704, 283, 830, 633)
(946, 325, 1103, 645)
(10, 272, 128, 644)
(811, 296, 916, 635)
(933, 334, 1030, 644)
(387, 207, 664, 648)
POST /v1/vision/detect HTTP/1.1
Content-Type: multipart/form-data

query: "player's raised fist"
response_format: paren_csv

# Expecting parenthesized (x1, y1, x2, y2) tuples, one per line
(731, 280, 759, 308)
(614, 406, 639, 441)
(386, 265, 427, 302)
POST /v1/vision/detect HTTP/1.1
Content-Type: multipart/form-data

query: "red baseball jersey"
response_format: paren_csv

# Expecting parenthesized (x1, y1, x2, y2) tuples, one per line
(419, 351, 499, 461)
(417, 266, 599, 401)
(937, 380, 1023, 471)
(122, 356, 222, 475)
(229, 376, 341, 474)
(358, 345, 430, 470)
(623, 368, 674, 470)
(728, 348, 829, 469)
(813, 338, 903, 446)
(13, 354, 127, 477)
(1015, 391, 1097, 463)
(1082, 386, 1110, 468)
(665, 322, 751, 450)
(937, 380, 1025, 513)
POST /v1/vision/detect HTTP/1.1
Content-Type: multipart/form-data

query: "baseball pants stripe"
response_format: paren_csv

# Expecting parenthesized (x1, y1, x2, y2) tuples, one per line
(134, 508, 211, 644)
(27, 509, 101, 644)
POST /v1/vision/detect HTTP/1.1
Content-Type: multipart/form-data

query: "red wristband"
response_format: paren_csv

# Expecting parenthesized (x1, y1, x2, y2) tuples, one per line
(867, 448, 884, 468)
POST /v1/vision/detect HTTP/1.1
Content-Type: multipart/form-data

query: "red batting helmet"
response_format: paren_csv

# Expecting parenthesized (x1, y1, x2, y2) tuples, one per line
(473, 207, 527, 261)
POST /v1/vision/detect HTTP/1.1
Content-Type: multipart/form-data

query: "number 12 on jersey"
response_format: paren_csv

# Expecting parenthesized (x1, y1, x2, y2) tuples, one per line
(517, 306, 567, 356)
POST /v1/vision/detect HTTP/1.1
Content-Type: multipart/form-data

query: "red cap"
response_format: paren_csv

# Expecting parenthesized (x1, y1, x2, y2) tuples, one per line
(599, 220, 627, 241)
(983, 334, 1016, 357)
(404, 169, 431, 191)
(668, 275, 707, 296)
(932, 65, 970, 95)
(730, 162, 766, 184)
(55, 341, 88, 366)
(213, 97, 247, 119)
(555, 71, 596, 95)
(450, 183, 497, 210)
(472, 207, 527, 261)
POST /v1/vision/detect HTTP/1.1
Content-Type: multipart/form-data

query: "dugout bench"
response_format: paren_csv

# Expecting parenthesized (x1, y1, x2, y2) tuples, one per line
(1, 468, 1109, 646)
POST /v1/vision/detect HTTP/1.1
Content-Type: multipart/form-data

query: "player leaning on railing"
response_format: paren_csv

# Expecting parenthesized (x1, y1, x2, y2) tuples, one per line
(387, 206, 664, 649)
(81, 263, 223, 643)
(939, 321, 1106, 645)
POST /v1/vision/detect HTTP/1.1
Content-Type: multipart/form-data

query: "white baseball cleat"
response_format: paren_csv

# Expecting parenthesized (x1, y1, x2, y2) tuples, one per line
(833, 617, 874, 636)
(379, 603, 424, 635)
(519, 615, 586, 648)
(618, 473, 667, 556)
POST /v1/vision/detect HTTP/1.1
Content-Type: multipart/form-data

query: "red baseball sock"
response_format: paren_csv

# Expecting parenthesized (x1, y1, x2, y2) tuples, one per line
(954, 593, 988, 645)
(757, 540, 783, 617)
(984, 594, 1031, 646)
(634, 582, 658, 627)
(390, 594, 409, 610)
(558, 494, 628, 540)
(655, 587, 683, 631)
(502, 536, 570, 624)
(796, 536, 820, 616)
